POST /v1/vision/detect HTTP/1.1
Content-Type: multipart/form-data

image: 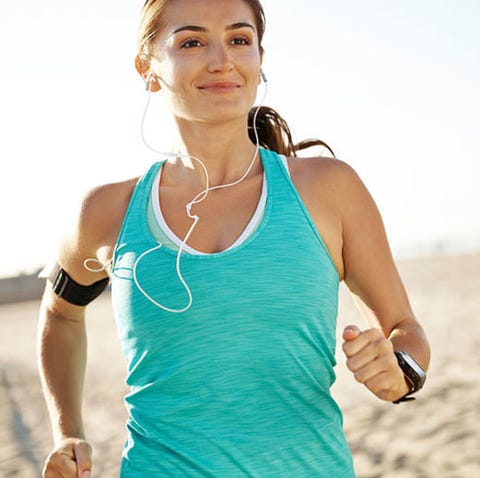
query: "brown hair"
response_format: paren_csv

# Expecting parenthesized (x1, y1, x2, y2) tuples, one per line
(138, 0, 334, 158)
(138, 0, 266, 55)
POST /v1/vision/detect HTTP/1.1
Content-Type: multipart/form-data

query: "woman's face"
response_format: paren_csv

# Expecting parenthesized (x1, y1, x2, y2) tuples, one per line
(148, 0, 263, 125)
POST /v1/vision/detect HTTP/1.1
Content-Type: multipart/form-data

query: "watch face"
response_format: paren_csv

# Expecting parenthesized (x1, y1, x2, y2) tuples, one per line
(395, 351, 427, 391)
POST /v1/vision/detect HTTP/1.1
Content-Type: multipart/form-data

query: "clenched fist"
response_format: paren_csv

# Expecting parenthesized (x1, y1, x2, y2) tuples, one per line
(342, 325, 409, 402)
(42, 438, 92, 478)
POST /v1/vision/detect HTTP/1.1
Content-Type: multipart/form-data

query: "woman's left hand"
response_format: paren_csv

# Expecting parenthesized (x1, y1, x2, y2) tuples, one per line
(342, 325, 410, 402)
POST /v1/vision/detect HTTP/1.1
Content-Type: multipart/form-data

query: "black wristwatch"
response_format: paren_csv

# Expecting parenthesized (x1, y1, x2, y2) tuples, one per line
(393, 351, 427, 404)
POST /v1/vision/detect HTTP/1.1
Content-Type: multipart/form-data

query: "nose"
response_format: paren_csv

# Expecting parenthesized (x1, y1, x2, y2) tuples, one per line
(207, 42, 234, 73)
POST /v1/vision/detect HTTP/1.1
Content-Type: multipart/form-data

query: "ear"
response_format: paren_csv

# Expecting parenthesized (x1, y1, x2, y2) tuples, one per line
(257, 52, 264, 85)
(135, 54, 161, 92)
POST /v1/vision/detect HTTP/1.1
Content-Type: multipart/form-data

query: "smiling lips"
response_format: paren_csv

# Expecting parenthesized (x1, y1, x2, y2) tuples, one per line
(198, 82, 241, 92)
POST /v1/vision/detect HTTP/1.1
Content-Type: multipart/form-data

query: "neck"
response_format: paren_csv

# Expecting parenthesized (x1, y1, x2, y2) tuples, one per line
(166, 116, 261, 187)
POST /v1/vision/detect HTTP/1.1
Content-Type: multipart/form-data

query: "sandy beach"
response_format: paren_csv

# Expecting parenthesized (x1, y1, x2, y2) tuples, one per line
(1, 253, 479, 477)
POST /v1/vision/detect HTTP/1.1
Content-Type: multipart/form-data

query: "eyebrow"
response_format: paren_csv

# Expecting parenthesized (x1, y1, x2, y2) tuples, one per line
(171, 22, 255, 36)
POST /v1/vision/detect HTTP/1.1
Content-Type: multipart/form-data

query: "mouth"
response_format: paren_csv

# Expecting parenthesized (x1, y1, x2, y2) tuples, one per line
(197, 82, 241, 92)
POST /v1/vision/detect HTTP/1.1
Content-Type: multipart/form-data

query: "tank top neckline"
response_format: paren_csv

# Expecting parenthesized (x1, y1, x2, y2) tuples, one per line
(137, 148, 279, 261)
(150, 165, 268, 256)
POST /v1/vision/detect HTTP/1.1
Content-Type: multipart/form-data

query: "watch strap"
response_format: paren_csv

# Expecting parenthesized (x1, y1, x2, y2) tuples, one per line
(393, 394, 416, 404)
(392, 351, 426, 404)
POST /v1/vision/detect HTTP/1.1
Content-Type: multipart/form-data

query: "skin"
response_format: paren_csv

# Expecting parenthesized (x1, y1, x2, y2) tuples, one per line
(38, 0, 430, 476)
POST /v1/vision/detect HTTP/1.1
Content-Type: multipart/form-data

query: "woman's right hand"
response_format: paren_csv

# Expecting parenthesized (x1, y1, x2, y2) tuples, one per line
(42, 438, 92, 478)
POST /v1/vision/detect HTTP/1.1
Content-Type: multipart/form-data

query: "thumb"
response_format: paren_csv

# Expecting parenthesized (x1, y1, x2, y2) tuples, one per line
(343, 325, 361, 342)
(73, 441, 92, 478)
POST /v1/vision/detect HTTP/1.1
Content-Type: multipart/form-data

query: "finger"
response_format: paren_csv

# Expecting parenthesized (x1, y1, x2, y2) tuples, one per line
(346, 344, 381, 373)
(342, 327, 386, 357)
(342, 325, 361, 342)
(364, 370, 410, 402)
(73, 442, 92, 478)
(342, 330, 369, 357)
(43, 452, 77, 478)
(346, 335, 394, 372)
(352, 354, 392, 384)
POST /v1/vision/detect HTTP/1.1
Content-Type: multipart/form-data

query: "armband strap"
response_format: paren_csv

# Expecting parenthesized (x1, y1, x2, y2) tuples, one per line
(48, 264, 109, 306)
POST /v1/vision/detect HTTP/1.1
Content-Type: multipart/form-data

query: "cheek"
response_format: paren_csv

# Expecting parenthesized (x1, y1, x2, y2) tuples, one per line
(155, 61, 179, 88)
(153, 50, 192, 86)
(241, 51, 262, 79)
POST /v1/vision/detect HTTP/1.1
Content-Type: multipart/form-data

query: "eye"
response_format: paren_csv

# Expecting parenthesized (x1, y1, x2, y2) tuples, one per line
(180, 38, 203, 49)
(231, 36, 252, 46)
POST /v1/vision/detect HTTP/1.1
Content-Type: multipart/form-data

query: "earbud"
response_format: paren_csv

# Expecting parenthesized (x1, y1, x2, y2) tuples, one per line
(145, 72, 155, 91)
(260, 69, 267, 83)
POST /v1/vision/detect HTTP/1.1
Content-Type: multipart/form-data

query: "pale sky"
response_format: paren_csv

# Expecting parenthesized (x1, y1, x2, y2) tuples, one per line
(1, 0, 479, 277)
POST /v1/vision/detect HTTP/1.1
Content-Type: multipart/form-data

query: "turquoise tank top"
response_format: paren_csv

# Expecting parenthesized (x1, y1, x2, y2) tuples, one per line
(111, 148, 355, 477)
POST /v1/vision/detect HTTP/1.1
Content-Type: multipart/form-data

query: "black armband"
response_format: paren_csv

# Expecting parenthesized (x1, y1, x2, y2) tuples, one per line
(48, 264, 109, 306)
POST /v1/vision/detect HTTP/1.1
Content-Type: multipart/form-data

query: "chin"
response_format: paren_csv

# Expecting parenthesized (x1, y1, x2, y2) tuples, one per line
(180, 102, 253, 125)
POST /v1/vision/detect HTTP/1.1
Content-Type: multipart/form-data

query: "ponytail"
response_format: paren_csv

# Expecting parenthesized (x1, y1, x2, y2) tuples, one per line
(248, 106, 335, 158)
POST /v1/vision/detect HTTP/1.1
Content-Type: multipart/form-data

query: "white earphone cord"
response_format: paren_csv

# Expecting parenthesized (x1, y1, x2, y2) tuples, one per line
(134, 75, 268, 313)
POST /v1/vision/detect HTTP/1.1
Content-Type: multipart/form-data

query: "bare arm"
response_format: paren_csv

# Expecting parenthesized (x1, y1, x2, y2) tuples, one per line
(37, 196, 100, 478)
(38, 283, 93, 478)
(38, 285, 88, 444)
(292, 157, 430, 402)
(337, 162, 430, 401)
(37, 179, 134, 477)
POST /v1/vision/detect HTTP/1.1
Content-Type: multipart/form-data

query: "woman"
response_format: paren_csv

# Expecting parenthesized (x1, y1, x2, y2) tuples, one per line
(38, 0, 430, 476)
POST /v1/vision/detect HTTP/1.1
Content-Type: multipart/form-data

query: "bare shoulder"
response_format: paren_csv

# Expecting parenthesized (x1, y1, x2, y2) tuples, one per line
(79, 176, 139, 231)
(285, 156, 377, 280)
(289, 156, 377, 217)
(288, 156, 363, 194)
(55, 176, 140, 284)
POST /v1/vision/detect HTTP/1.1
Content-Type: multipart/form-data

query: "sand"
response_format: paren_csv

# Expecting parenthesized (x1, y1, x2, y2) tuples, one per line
(1, 253, 479, 477)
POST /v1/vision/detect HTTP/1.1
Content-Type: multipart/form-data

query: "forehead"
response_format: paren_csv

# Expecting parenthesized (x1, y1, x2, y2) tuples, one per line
(161, 0, 256, 32)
